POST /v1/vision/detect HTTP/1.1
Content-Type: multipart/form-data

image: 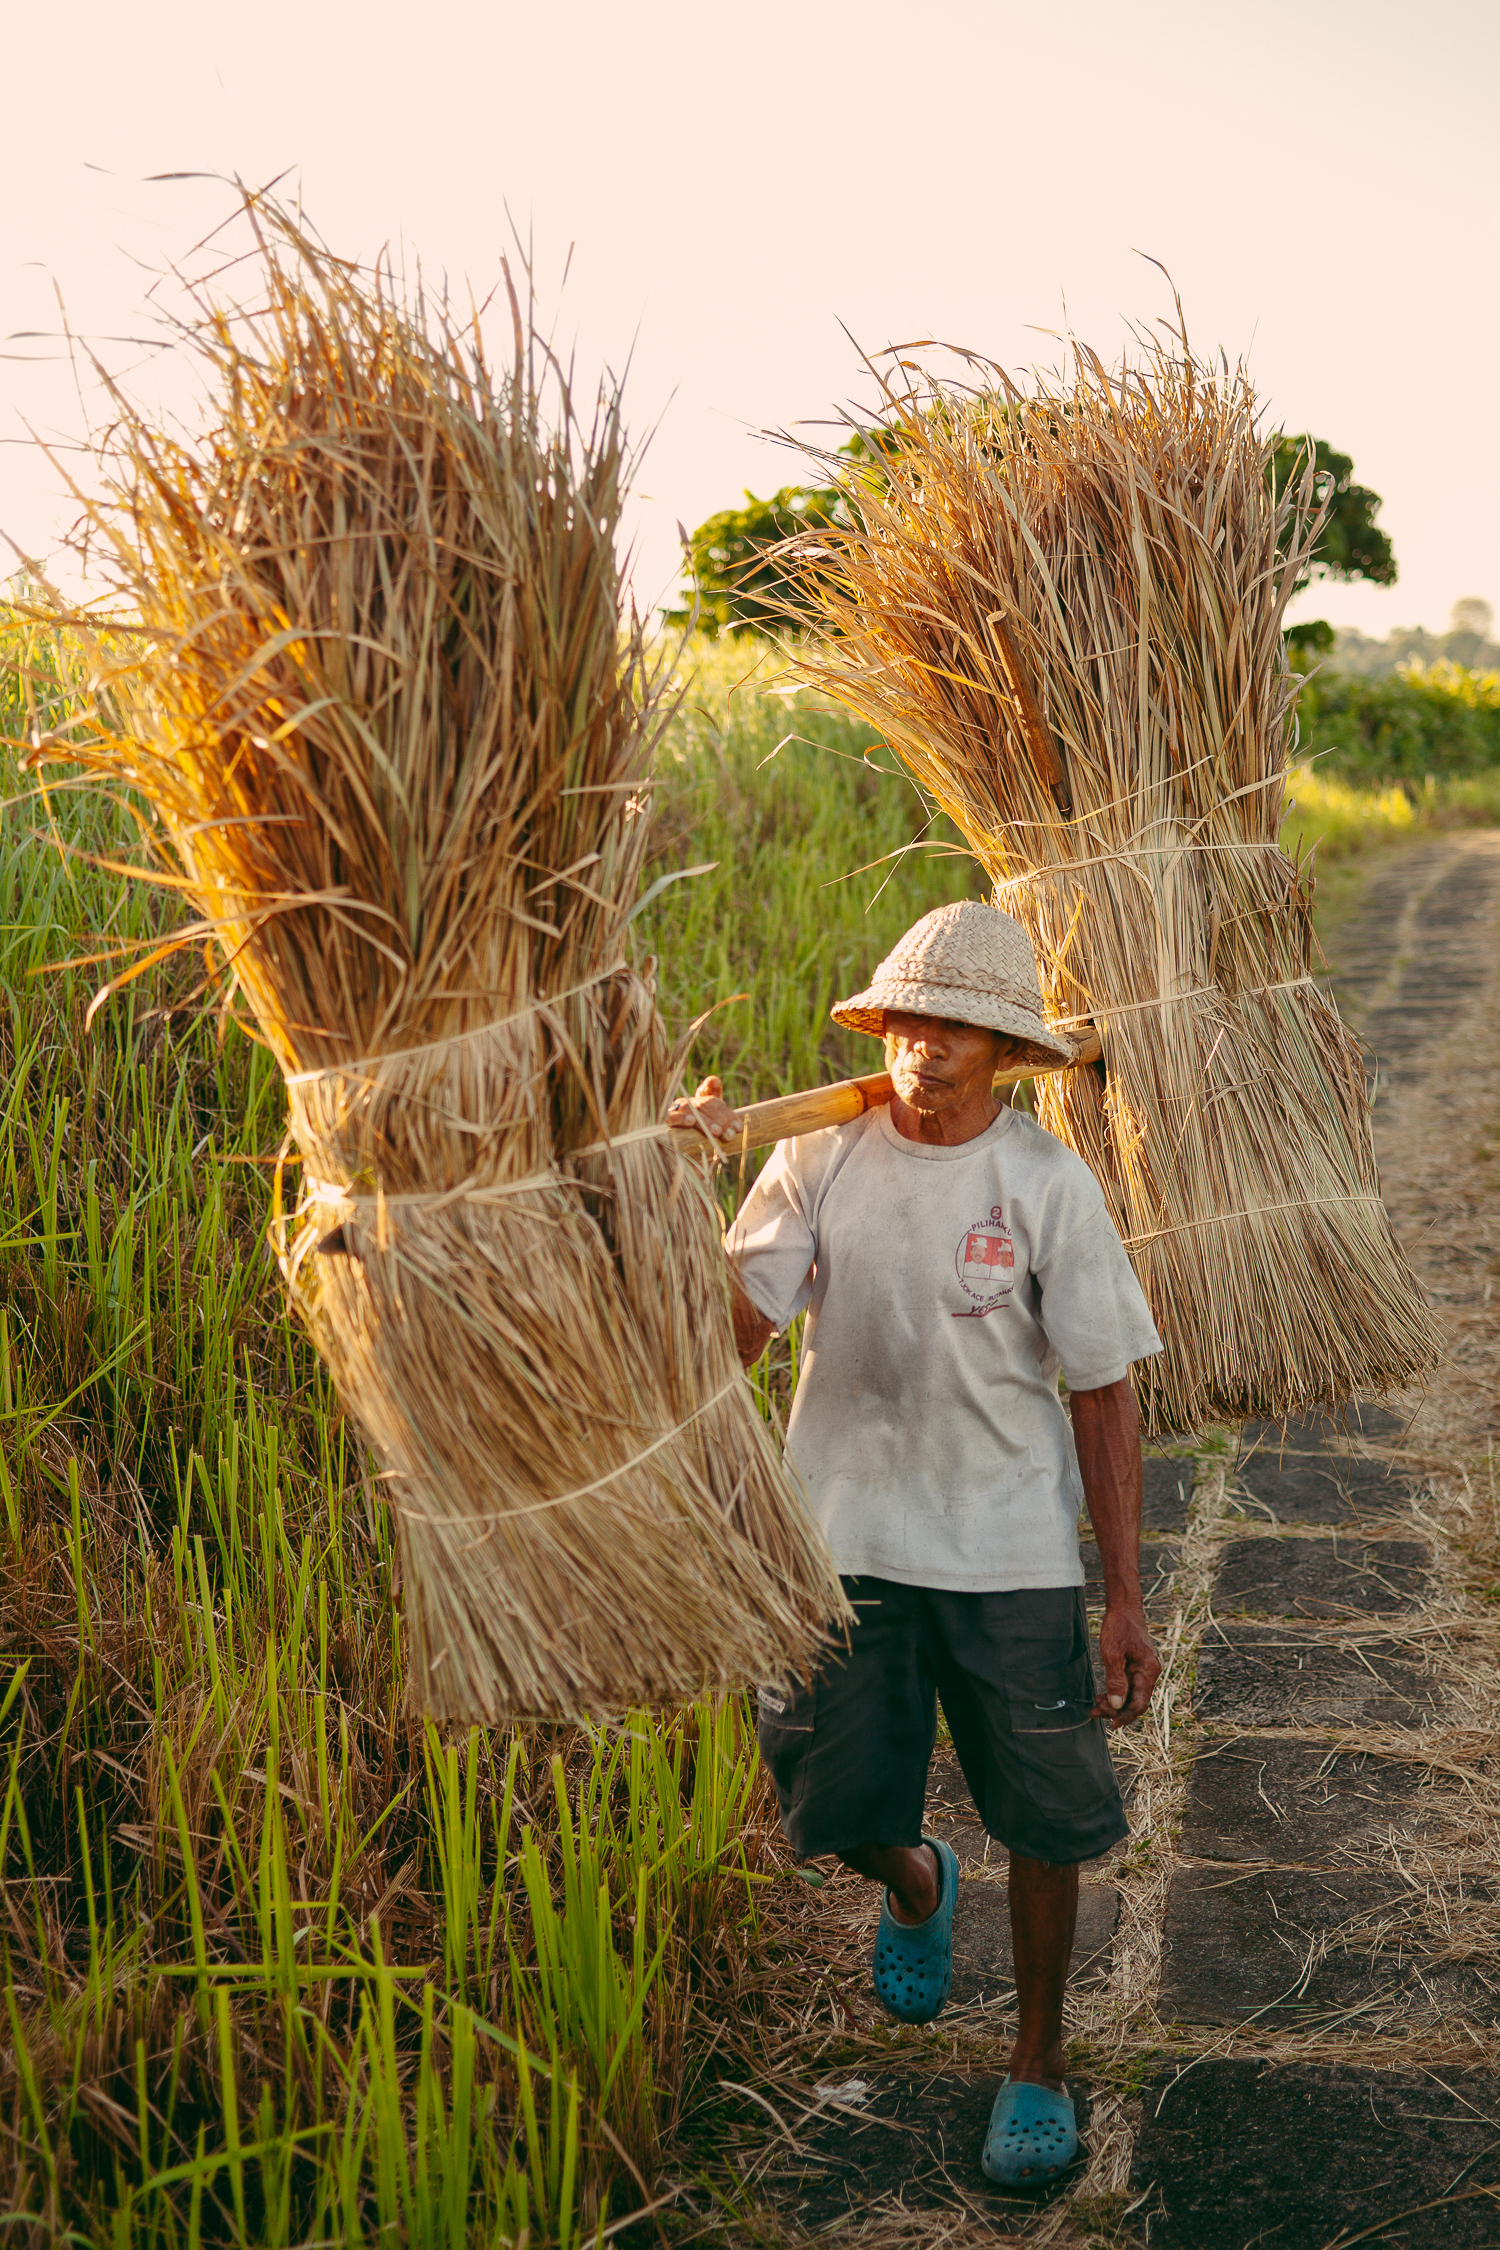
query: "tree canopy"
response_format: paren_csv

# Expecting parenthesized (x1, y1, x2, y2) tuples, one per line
(1285, 618, 1336, 665)
(662, 484, 848, 636)
(666, 424, 1396, 637)
(1270, 435, 1396, 588)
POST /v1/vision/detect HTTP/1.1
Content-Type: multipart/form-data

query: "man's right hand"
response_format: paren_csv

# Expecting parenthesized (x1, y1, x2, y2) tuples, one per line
(666, 1074, 742, 1143)
(1094, 1599, 1160, 1729)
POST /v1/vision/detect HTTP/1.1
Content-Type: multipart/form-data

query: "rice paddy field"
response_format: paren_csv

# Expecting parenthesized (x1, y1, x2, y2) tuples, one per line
(0, 617, 1494, 2246)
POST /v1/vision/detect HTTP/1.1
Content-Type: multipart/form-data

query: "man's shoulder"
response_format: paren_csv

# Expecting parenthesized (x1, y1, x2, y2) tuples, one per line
(1000, 1106, 1086, 1168)
(999, 1110, 1109, 1212)
(777, 1105, 883, 1189)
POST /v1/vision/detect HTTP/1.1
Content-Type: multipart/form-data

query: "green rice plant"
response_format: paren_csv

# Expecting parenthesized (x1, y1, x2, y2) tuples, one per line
(509, 1748, 669, 2178)
(424, 1726, 519, 2007)
(633, 633, 983, 1109)
(0, 596, 1095, 2243)
(498, 2031, 584, 2250)
(345, 1932, 496, 2250)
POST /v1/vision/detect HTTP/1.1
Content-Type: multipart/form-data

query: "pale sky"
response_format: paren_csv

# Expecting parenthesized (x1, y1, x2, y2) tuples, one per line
(3, 0, 1494, 638)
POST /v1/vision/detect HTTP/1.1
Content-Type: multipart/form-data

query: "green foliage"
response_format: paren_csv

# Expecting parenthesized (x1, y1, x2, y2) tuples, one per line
(1270, 434, 1397, 587)
(664, 431, 900, 637)
(1286, 618, 1336, 661)
(663, 483, 846, 636)
(635, 635, 982, 1106)
(3, 602, 1490, 2242)
(0, 612, 981, 2243)
(1296, 660, 1500, 783)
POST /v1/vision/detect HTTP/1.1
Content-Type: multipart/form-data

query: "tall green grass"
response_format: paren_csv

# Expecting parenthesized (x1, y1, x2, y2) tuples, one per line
(0, 617, 975, 2245)
(634, 635, 982, 1101)
(1, 610, 1485, 2243)
(1279, 761, 1500, 932)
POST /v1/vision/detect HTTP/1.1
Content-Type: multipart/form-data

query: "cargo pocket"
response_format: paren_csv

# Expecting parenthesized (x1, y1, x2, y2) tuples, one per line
(1000, 1588, 1097, 1735)
(1003, 1638, 1097, 1737)
(755, 1682, 814, 1732)
(1005, 1687, 1097, 1736)
(755, 1680, 817, 1835)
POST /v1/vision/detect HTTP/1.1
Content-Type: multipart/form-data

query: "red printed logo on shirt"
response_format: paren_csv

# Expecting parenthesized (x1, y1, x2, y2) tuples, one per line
(954, 1206, 1015, 1317)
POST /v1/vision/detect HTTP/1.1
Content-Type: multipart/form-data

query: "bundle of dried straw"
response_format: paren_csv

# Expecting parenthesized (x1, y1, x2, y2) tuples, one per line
(793, 327, 1438, 1433)
(32, 202, 846, 1721)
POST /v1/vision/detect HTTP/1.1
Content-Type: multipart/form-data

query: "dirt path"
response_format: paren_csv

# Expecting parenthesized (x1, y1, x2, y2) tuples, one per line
(1114, 831, 1500, 2246)
(1334, 832, 1500, 1450)
(720, 835, 1500, 2247)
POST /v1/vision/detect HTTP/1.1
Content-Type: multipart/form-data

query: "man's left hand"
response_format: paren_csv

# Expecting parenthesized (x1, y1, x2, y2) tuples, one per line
(1093, 1601, 1160, 1728)
(666, 1073, 741, 1143)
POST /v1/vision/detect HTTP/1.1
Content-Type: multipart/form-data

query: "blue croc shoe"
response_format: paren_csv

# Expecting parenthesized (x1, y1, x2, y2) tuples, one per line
(871, 1836, 959, 2024)
(981, 2080, 1078, 2186)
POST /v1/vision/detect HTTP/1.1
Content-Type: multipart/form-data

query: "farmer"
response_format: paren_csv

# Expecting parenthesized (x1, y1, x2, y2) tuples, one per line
(669, 900, 1163, 2188)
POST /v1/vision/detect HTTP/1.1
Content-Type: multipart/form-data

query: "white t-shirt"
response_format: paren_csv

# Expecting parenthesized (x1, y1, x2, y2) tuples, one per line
(727, 1102, 1163, 1592)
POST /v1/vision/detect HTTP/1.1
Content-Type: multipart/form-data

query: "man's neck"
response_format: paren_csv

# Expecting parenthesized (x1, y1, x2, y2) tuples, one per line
(889, 1090, 1005, 1146)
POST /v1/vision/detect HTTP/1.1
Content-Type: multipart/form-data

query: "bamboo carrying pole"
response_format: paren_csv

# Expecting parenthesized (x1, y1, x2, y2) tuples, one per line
(669, 1028, 1104, 1156)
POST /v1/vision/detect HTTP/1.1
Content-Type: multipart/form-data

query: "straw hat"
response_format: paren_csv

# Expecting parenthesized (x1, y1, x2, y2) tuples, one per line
(831, 901, 1073, 1066)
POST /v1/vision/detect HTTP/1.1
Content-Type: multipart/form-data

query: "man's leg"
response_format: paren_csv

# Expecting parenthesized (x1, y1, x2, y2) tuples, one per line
(756, 1578, 936, 1878)
(832, 1589, 944, 1926)
(924, 1588, 1124, 2085)
(1006, 1853, 1078, 2089)
(839, 1841, 940, 1925)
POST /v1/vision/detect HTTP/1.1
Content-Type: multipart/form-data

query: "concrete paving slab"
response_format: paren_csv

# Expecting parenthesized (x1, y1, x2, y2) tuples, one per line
(1194, 1624, 1439, 1727)
(1180, 1734, 1424, 1864)
(1082, 1538, 1179, 1612)
(1141, 1455, 1193, 1532)
(1213, 1533, 1431, 1617)
(1232, 1445, 1411, 1525)
(948, 1878, 1118, 2007)
(1241, 1401, 1406, 1449)
(1129, 2059, 1500, 2249)
(1159, 1865, 1404, 2022)
(758, 2070, 1094, 2229)
(1158, 1865, 1491, 2026)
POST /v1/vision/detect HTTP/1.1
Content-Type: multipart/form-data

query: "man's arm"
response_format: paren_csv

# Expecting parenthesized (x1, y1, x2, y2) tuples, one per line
(1071, 1376, 1161, 1729)
(729, 1271, 775, 1367)
(667, 1074, 780, 1367)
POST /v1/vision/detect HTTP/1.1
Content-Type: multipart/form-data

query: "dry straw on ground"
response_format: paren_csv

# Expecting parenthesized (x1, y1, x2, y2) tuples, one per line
(26, 197, 846, 1722)
(792, 325, 1439, 1433)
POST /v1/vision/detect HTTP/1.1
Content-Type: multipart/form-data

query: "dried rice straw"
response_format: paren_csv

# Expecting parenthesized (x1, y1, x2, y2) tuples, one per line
(27, 196, 847, 1722)
(791, 322, 1439, 1433)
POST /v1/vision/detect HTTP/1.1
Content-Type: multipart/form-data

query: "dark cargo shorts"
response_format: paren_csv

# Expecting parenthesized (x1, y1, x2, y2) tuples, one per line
(757, 1576, 1128, 1866)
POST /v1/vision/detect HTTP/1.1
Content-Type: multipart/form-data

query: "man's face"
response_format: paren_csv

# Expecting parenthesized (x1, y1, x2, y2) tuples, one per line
(882, 1012, 1017, 1115)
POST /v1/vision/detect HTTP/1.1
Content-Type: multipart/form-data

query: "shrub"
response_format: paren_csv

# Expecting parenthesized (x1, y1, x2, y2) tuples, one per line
(1295, 661, 1500, 784)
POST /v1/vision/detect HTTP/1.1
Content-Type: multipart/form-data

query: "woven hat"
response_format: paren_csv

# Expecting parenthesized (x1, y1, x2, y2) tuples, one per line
(830, 901, 1073, 1066)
